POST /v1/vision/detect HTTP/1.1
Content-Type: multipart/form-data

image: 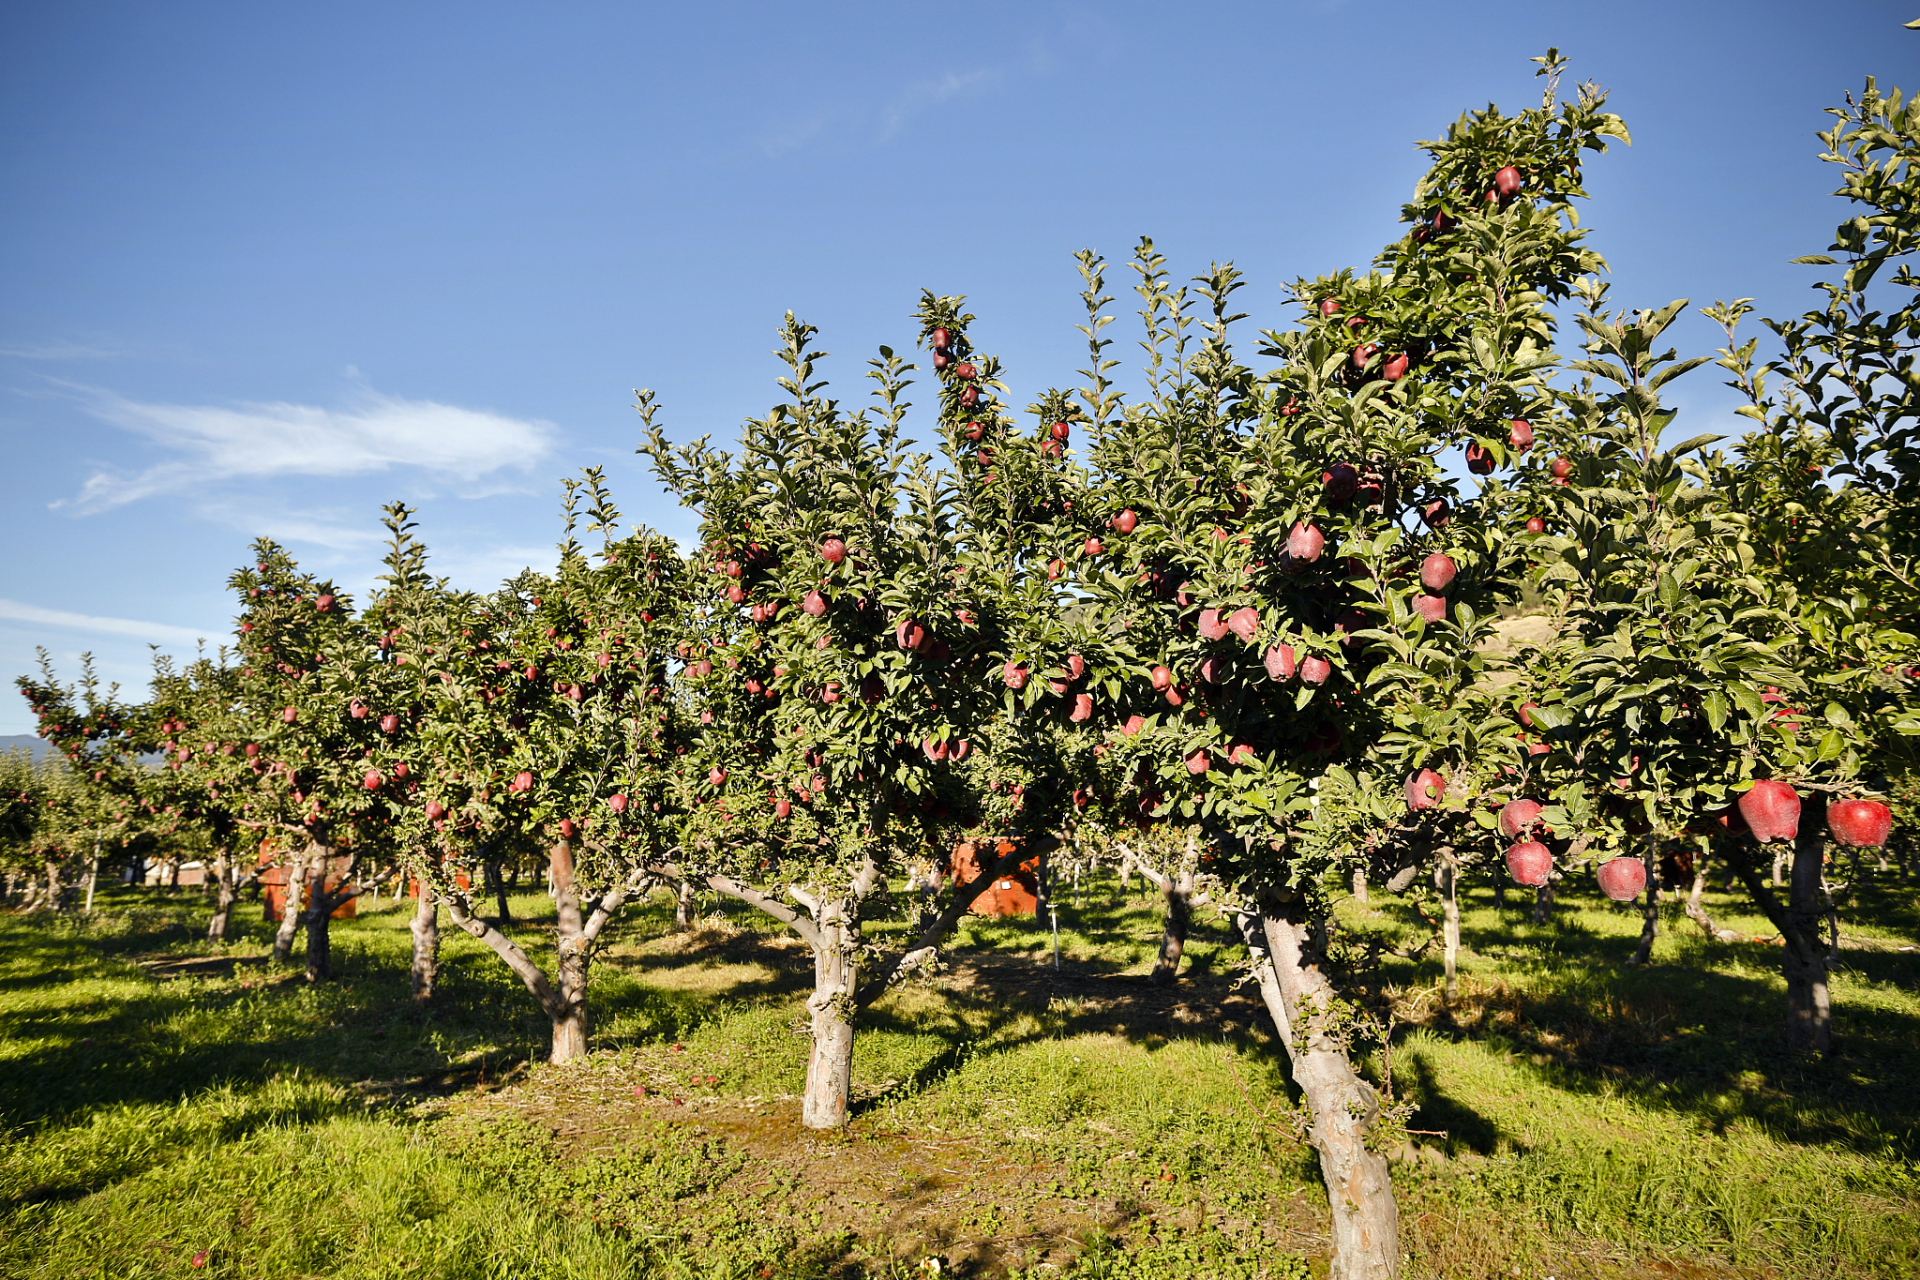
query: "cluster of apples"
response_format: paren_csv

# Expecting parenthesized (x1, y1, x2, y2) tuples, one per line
(1426, 775, 1896, 901)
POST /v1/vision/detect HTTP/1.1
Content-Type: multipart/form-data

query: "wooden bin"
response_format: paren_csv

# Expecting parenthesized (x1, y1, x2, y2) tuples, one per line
(258, 859, 357, 922)
(948, 840, 1041, 917)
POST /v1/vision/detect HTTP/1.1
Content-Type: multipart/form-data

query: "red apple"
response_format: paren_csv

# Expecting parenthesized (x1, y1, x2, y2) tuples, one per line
(1197, 609, 1229, 641)
(1047, 558, 1064, 581)
(1827, 799, 1892, 849)
(1122, 714, 1145, 736)
(1506, 841, 1552, 887)
(363, 769, 383, 790)
(707, 767, 727, 787)
(803, 590, 828, 618)
(1287, 522, 1325, 564)
(1550, 457, 1574, 480)
(315, 594, 334, 612)
(923, 737, 949, 762)
(282, 707, 298, 724)
(511, 771, 534, 793)
(821, 537, 847, 564)
(1421, 499, 1450, 526)
(1185, 748, 1211, 775)
(1083, 537, 1104, 556)
(1597, 856, 1647, 901)
(1465, 443, 1494, 474)
(1319, 298, 1340, 317)
(425, 801, 446, 821)
(960, 386, 979, 407)
(1404, 768, 1445, 810)
(1382, 352, 1410, 381)
(964, 421, 985, 442)
(1264, 644, 1296, 681)
(1412, 594, 1447, 623)
(930, 326, 950, 349)
(245, 742, 260, 758)
(1300, 655, 1331, 686)
(350, 700, 368, 719)
(1420, 553, 1457, 593)
(1071, 693, 1093, 722)
(1113, 508, 1139, 534)
(821, 681, 841, 704)
(1003, 661, 1029, 689)
(932, 351, 951, 370)
(1493, 165, 1523, 199)
(774, 798, 792, 819)
(1518, 702, 1540, 728)
(1508, 418, 1534, 451)
(1322, 463, 1359, 506)
(1150, 665, 1173, 691)
(1228, 607, 1259, 642)
(380, 714, 400, 734)
(1738, 779, 1800, 843)
(1525, 517, 1546, 534)
(1351, 343, 1378, 369)
(608, 793, 628, 814)
(1198, 656, 1223, 683)
(1499, 798, 1544, 839)
(1051, 421, 1070, 441)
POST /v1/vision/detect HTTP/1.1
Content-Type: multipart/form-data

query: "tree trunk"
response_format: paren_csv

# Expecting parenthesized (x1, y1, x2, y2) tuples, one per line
(1242, 900, 1400, 1280)
(272, 850, 307, 963)
(1353, 866, 1369, 904)
(673, 878, 696, 932)
(1531, 879, 1554, 924)
(548, 838, 590, 1064)
(1150, 865, 1193, 985)
(1437, 854, 1459, 1000)
(1785, 826, 1832, 1053)
(1629, 845, 1660, 966)
(410, 878, 440, 1003)
(1682, 849, 1740, 942)
(1772, 847, 1787, 886)
(208, 853, 237, 941)
(43, 860, 65, 912)
(801, 897, 860, 1130)
(486, 855, 513, 924)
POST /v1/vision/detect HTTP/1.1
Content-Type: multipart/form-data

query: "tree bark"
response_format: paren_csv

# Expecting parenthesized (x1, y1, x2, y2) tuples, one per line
(673, 878, 696, 932)
(272, 848, 307, 963)
(1437, 853, 1460, 1000)
(801, 896, 861, 1130)
(445, 847, 650, 1065)
(1240, 899, 1400, 1280)
(1682, 849, 1740, 942)
(83, 849, 99, 914)
(1785, 825, 1832, 1053)
(1629, 845, 1660, 966)
(207, 852, 258, 942)
(1151, 864, 1193, 985)
(43, 860, 64, 912)
(486, 853, 514, 924)
(410, 877, 440, 1003)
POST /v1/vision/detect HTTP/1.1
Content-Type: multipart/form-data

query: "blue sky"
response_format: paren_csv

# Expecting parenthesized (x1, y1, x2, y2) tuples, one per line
(1, 1, 1910, 733)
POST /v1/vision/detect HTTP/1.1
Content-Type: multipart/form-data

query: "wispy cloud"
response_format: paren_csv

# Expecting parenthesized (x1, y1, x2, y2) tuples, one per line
(58, 383, 558, 512)
(0, 598, 222, 650)
(0, 340, 118, 361)
(877, 68, 1002, 142)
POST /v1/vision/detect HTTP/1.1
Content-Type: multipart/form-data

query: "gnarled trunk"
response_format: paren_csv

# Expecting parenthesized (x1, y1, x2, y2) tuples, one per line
(673, 878, 696, 932)
(410, 878, 440, 1003)
(445, 840, 648, 1067)
(801, 899, 860, 1130)
(1436, 852, 1459, 999)
(272, 850, 307, 963)
(208, 852, 238, 941)
(1242, 898, 1400, 1280)
(1151, 865, 1193, 985)
(1682, 848, 1739, 942)
(43, 860, 64, 912)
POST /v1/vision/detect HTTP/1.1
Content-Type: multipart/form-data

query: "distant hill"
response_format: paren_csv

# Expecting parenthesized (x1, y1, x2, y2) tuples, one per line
(0, 735, 53, 761)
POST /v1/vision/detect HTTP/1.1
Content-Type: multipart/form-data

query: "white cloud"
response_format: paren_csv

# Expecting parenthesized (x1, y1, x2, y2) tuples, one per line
(0, 340, 117, 361)
(59, 383, 558, 512)
(877, 68, 1001, 142)
(0, 598, 223, 650)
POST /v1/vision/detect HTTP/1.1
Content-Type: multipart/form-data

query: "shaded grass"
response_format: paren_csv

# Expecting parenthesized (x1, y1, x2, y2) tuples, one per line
(0, 865, 1915, 1278)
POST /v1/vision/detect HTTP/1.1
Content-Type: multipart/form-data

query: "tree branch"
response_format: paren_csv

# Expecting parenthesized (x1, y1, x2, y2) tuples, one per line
(443, 887, 567, 1018)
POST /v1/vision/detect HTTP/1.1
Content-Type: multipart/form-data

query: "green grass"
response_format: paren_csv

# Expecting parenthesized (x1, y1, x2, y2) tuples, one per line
(0, 868, 1916, 1279)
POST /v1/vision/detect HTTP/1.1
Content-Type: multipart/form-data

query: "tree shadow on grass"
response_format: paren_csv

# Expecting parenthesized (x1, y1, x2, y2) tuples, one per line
(1360, 882, 1920, 1163)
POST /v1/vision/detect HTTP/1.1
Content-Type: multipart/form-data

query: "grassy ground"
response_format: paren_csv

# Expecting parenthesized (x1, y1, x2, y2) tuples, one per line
(0, 864, 1915, 1279)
